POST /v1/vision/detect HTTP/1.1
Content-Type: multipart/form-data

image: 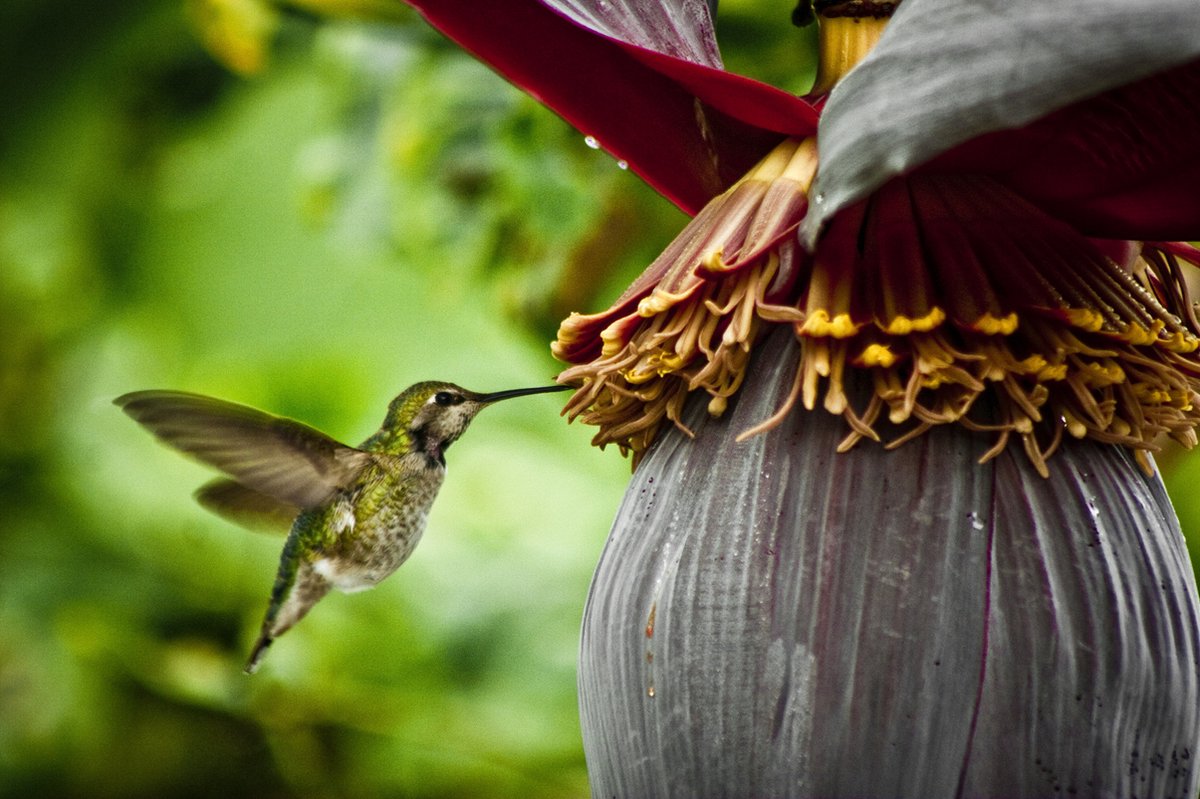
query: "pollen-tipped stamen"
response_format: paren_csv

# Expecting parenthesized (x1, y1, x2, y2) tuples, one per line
(556, 155, 1200, 474)
(557, 138, 819, 461)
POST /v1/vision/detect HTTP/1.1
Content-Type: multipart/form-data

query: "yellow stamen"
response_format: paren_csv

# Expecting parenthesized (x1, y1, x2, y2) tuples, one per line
(882, 308, 947, 336)
(972, 313, 1020, 336)
(856, 343, 897, 368)
(557, 154, 1200, 475)
(800, 310, 860, 338)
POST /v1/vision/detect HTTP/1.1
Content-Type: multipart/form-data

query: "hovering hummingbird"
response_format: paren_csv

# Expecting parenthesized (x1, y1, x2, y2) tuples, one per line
(115, 381, 569, 673)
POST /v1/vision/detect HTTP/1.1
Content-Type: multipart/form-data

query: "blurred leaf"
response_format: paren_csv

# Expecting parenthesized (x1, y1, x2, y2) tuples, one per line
(187, 0, 280, 75)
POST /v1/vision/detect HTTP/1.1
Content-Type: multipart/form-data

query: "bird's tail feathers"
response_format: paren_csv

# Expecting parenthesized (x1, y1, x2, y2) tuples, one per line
(244, 634, 273, 674)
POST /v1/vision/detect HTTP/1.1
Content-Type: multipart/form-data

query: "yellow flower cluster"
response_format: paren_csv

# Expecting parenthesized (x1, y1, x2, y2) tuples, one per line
(555, 138, 1200, 474)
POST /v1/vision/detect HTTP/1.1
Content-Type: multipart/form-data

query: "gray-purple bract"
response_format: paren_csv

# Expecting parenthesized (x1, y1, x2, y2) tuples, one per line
(579, 327, 1200, 798)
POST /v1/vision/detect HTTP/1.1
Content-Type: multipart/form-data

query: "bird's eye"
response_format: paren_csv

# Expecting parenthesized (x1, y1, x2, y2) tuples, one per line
(433, 391, 458, 406)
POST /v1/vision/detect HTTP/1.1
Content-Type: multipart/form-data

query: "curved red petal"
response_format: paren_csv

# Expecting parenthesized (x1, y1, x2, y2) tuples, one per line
(528, 0, 725, 67)
(801, 0, 1200, 246)
(405, 0, 818, 214)
(937, 59, 1200, 241)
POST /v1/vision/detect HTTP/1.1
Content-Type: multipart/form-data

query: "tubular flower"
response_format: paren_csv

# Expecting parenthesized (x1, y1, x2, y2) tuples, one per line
(544, 7, 1200, 473)
(555, 138, 818, 453)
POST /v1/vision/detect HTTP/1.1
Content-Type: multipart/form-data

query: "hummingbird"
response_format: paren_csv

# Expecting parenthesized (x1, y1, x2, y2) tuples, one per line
(115, 381, 569, 673)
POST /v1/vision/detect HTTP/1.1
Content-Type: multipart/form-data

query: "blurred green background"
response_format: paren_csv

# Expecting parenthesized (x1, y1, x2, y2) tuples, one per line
(0, 1, 1196, 797)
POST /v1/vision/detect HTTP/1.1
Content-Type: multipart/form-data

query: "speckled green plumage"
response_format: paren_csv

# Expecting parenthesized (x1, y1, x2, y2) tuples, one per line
(257, 447, 443, 654)
(115, 380, 568, 674)
(246, 381, 463, 672)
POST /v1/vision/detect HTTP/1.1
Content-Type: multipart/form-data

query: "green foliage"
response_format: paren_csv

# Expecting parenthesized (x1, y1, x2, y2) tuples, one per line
(0, 3, 626, 797)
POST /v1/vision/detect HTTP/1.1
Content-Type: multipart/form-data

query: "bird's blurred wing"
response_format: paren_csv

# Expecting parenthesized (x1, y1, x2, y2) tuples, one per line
(194, 478, 300, 533)
(116, 390, 372, 509)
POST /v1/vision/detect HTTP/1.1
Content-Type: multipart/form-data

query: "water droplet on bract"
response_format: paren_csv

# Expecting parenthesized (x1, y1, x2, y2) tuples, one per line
(617, 160, 628, 170)
(814, 192, 826, 205)
(584, 135, 600, 149)
(647, 684, 656, 698)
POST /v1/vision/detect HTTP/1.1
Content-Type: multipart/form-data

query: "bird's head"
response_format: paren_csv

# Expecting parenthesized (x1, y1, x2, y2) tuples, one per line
(381, 381, 568, 460)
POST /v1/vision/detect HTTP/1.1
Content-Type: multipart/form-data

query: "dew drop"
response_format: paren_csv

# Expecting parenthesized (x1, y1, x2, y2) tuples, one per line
(584, 135, 600, 149)
(647, 684, 656, 698)
(814, 192, 826, 205)
(616, 160, 628, 170)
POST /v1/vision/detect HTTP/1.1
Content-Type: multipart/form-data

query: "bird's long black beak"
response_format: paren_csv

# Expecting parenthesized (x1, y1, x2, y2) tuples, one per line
(476, 384, 572, 404)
